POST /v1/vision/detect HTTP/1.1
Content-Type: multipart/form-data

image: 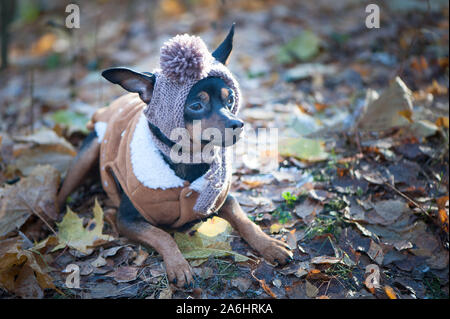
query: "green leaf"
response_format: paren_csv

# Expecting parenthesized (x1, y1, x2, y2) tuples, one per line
(277, 30, 321, 64)
(51, 110, 90, 134)
(279, 137, 328, 162)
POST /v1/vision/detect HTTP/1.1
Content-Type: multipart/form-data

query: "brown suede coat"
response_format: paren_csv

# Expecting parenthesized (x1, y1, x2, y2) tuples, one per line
(87, 93, 229, 228)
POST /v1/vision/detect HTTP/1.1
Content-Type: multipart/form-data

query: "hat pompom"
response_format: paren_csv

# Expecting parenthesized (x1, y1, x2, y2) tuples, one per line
(160, 34, 212, 83)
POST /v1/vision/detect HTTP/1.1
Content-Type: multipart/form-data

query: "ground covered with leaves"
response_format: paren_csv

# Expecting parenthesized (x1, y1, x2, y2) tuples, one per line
(0, 0, 449, 299)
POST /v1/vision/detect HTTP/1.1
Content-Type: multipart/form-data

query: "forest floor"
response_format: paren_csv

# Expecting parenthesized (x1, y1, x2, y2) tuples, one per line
(0, 0, 448, 299)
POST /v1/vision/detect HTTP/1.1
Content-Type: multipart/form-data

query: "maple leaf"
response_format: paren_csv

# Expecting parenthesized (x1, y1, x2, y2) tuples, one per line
(52, 199, 113, 254)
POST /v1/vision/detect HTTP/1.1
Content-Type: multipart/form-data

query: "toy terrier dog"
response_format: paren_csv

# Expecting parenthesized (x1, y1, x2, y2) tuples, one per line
(57, 25, 292, 288)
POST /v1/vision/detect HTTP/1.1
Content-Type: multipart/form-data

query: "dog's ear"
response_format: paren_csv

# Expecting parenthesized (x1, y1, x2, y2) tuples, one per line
(212, 23, 235, 65)
(102, 67, 155, 104)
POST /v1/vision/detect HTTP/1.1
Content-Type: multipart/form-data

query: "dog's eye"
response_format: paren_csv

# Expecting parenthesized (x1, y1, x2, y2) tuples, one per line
(226, 96, 234, 107)
(189, 103, 203, 111)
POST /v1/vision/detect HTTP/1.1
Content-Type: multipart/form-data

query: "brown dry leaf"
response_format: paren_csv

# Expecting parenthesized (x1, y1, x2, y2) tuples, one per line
(12, 129, 76, 176)
(107, 266, 139, 283)
(410, 56, 428, 72)
(306, 280, 319, 298)
(0, 237, 55, 298)
(355, 77, 413, 132)
(314, 102, 328, 112)
(384, 285, 397, 299)
(231, 277, 252, 293)
(294, 199, 321, 224)
(30, 33, 57, 56)
(436, 195, 449, 233)
(0, 165, 60, 236)
(426, 79, 448, 96)
(373, 199, 410, 225)
(286, 229, 297, 250)
(367, 240, 384, 265)
(310, 256, 342, 265)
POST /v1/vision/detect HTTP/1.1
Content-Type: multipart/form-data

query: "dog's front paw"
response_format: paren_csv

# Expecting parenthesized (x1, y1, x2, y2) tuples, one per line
(163, 254, 194, 288)
(255, 235, 294, 266)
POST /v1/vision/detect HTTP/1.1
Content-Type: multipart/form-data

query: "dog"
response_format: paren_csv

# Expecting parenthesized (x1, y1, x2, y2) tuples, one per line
(57, 25, 293, 288)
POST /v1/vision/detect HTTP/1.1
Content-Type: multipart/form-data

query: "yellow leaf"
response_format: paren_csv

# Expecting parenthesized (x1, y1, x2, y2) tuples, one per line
(384, 285, 397, 299)
(52, 199, 113, 254)
(270, 223, 283, 234)
(436, 117, 449, 129)
(174, 217, 250, 263)
(197, 216, 231, 237)
(398, 109, 413, 123)
(31, 33, 57, 56)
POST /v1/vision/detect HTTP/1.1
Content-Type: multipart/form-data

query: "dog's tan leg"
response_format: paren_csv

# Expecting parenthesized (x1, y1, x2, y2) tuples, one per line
(116, 199, 193, 288)
(217, 195, 293, 265)
(57, 133, 100, 211)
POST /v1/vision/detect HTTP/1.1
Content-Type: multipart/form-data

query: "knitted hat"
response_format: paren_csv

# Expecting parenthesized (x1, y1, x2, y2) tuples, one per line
(142, 34, 241, 215)
(143, 34, 241, 142)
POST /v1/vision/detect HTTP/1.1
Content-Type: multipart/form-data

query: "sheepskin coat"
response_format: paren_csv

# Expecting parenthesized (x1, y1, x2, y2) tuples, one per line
(87, 93, 230, 228)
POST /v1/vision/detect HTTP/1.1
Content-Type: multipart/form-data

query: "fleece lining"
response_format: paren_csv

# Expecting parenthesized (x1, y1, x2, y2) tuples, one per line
(130, 113, 206, 191)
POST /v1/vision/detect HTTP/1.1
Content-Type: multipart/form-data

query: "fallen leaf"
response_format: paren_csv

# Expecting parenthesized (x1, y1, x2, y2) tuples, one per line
(384, 285, 397, 299)
(436, 195, 449, 233)
(107, 266, 138, 283)
(12, 129, 76, 176)
(196, 216, 231, 237)
(174, 217, 250, 263)
(0, 237, 55, 298)
(30, 33, 57, 56)
(306, 280, 319, 298)
(277, 31, 321, 64)
(279, 137, 328, 162)
(435, 117, 449, 129)
(367, 240, 384, 265)
(270, 223, 283, 234)
(355, 77, 413, 132)
(91, 255, 107, 268)
(231, 277, 252, 293)
(50, 110, 90, 134)
(0, 165, 60, 236)
(286, 229, 297, 250)
(52, 199, 113, 254)
(373, 199, 410, 225)
(310, 256, 342, 265)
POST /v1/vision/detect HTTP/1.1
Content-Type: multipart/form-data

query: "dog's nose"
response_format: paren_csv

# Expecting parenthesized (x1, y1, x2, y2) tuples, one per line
(226, 119, 244, 130)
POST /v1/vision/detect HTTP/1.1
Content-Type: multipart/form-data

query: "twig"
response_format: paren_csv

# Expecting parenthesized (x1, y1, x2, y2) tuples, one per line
(383, 182, 431, 218)
(18, 193, 57, 236)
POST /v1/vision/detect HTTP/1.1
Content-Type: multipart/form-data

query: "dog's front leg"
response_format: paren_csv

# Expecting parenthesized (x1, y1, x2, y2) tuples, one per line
(116, 196, 193, 288)
(217, 195, 293, 266)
